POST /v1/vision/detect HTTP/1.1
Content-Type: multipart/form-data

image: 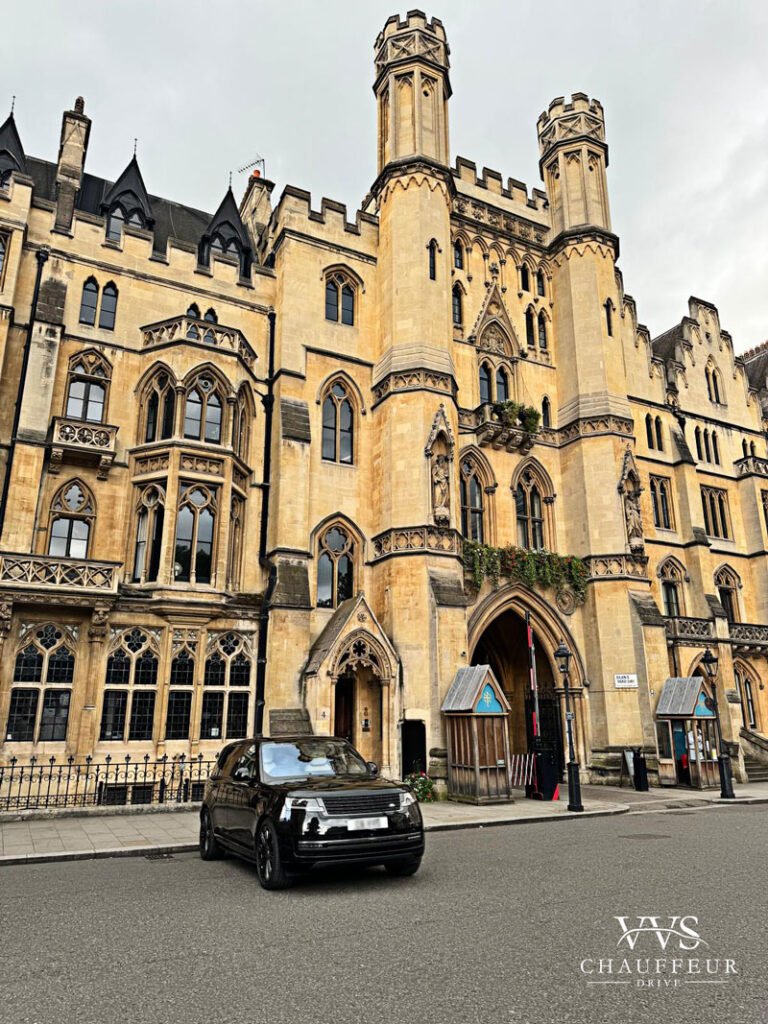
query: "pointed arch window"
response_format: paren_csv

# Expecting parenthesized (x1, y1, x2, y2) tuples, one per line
(232, 388, 252, 461)
(537, 312, 548, 350)
(734, 664, 758, 730)
(655, 416, 663, 451)
(106, 206, 125, 242)
(79, 278, 99, 326)
(542, 397, 551, 428)
(696, 427, 703, 461)
(604, 300, 613, 337)
(701, 486, 730, 539)
(322, 382, 354, 464)
(325, 271, 356, 326)
(184, 375, 223, 444)
(659, 559, 684, 618)
(525, 308, 535, 348)
(316, 525, 355, 609)
(460, 459, 485, 543)
(515, 469, 546, 550)
(100, 628, 159, 742)
(706, 363, 723, 404)
(712, 432, 720, 465)
(536, 270, 546, 296)
(5, 624, 76, 742)
(132, 483, 165, 584)
(715, 566, 740, 622)
(48, 481, 94, 559)
(98, 282, 118, 331)
(520, 265, 530, 292)
(479, 363, 492, 405)
(65, 351, 110, 423)
(452, 284, 463, 326)
(646, 414, 655, 450)
(211, 234, 243, 268)
(650, 475, 673, 530)
(202, 632, 253, 740)
(174, 483, 217, 585)
(143, 371, 176, 443)
(453, 240, 464, 270)
(0, 233, 8, 283)
(428, 239, 437, 281)
(227, 495, 245, 591)
(495, 367, 509, 403)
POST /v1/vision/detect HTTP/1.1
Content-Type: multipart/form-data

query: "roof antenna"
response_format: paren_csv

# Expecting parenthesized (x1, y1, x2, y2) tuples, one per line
(237, 155, 266, 178)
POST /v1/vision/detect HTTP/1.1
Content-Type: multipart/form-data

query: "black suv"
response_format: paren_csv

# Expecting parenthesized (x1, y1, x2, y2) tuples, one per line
(200, 736, 425, 889)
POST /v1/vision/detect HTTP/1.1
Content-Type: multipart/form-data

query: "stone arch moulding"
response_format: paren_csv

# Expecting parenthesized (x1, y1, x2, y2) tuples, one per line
(315, 370, 367, 414)
(321, 262, 366, 293)
(468, 582, 587, 689)
(330, 629, 397, 683)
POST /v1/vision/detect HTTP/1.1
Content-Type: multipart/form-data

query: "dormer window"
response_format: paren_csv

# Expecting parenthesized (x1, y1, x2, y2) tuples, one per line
(105, 204, 146, 241)
(211, 235, 242, 264)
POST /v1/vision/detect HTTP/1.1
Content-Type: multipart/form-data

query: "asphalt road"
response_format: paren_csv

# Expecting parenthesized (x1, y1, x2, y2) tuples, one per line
(0, 804, 765, 1024)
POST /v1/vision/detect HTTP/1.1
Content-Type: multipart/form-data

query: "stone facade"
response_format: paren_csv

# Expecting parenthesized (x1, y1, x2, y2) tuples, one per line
(0, 10, 766, 787)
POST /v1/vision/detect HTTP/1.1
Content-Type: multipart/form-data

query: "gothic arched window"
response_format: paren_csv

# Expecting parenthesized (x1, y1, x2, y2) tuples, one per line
(0, 235, 7, 281)
(202, 632, 253, 740)
(460, 459, 485, 543)
(655, 416, 663, 451)
(174, 484, 217, 585)
(650, 476, 673, 529)
(143, 371, 176, 443)
(604, 300, 613, 337)
(646, 414, 655, 450)
(428, 239, 437, 281)
(542, 397, 551, 428)
(65, 351, 110, 424)
(520, 265, 530, 292)
(5, 624, 76, 743)
(100, 628, 159, 742)
(452, 284, 463, 326)
(453, 240, 464, 270)
(325, 271, 355, 326)
(525, 308, 535, 348)
(98, 282, 118, 331)
(232, 387, 252, 461)
(79, 278, 99, 326)
(734, 663, 758, 730)
(316, 525, 355, 608)
(696, 428, 704, 461)
(184, 375, 223, 444)
(132, 483, 165, 584)
(48, 480, 94, 559)
(495, 367, 509, 403)
(712, 432, 720, 465)
(538, 311, 548, 350)
(322, 382, 354, 464)
(479, 363, 492, 405)
(659, 558, 684, 618)
(715, 565, 740, 623)
(536, 269, 546, 296)
(515, 469, 546, 550)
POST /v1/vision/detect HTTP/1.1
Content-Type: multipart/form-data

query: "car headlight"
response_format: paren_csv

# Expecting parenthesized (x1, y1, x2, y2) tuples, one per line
(399, 790, 417, 809)
(280, 796, 326, 821)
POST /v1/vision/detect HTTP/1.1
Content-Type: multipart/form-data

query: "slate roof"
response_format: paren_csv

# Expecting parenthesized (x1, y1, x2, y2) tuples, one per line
(25, 155, 212, 255)
(441, 665, 509, 713)
(280, 398, 311, 443)
(429, 570, 469, 607)
(304, 598, 358, 676)
(0, 114, 27, 177)
(101, 155, 154, 224)
(656, 677, 703, 717)
(651, 324, 683, 362)
(203, 187, 252, 250)
(743, 341, 768, 391)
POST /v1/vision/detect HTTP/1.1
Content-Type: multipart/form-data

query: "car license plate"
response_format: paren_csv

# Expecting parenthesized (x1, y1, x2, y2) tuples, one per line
(347, 816, 388, 831)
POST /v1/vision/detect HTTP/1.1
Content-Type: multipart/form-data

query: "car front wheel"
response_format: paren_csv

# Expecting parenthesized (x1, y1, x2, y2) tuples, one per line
(255, 819, 291, 890)
(199, 809, 223, 861)
(384, 857, 422, 877)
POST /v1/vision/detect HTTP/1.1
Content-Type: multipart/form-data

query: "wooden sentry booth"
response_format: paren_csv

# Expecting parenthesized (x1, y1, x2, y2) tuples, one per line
(441, 665, 513, 803)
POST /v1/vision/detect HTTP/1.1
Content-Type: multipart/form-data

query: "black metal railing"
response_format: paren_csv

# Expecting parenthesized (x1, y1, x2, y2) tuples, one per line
(0, 754, 217, 812)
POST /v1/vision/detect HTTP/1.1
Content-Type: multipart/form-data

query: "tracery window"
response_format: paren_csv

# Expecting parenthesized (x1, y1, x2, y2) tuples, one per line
(184, 375, 223, 444)
(165, 640, 196, 741)
(322, 382, 354, 464)
(143, 371, 176, 443)
(100, 628, 159, 742)
(650, 475, 673, 530)
(515, 469, 546, 550)
(174, 483, 217, 585)
(658, 559, 684, 618)
(646, 414, 663, 451)
(316, 525, 355, 608)
(460, 459, 485, 543)
(5, 624, 76, 743)
(211, 234, 243, 266)
(325, 271, 355, 326)
(78, 277, 118, 330)
(48, 480, 94, 559)
(201, 632, 253, 741)
(132, 483, 165, 584)
(701, 487, 731, 540)
(65, 351, 110, 423)
(715, 565, 740, 622)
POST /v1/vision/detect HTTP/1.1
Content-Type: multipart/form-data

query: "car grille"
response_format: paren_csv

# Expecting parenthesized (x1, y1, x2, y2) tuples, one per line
(322, 792, 400, 816)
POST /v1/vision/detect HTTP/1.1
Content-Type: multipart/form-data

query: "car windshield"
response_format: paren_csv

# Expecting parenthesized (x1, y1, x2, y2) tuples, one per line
(260, 739, 369, 782)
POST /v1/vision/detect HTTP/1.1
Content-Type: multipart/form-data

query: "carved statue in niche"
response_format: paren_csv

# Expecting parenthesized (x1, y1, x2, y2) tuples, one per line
(431, 453, 450, 526)
(618, 445, 645, 553)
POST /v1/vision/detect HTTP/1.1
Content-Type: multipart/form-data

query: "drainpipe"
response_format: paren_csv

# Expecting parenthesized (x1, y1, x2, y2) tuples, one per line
(0, 247, 49, 538)
(254, 309, 276, 735)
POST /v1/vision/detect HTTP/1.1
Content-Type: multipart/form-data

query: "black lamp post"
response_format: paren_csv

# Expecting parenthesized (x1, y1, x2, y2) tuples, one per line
(554, 639, 584, 812)
(701, 647, 736, 800)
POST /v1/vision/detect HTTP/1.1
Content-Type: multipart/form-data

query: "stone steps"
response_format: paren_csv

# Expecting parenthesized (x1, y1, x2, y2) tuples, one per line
(743, 756, 768, 783)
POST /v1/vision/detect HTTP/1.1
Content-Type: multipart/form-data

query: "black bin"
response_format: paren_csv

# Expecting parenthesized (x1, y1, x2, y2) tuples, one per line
(633, 748, 649, 792)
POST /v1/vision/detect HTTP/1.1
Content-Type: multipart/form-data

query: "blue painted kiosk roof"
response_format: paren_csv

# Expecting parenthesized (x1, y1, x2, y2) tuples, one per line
(441, 665, 510, 714)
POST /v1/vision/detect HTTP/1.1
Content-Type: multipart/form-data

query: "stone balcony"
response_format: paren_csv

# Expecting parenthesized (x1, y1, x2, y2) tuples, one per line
(475, 405, 538, 454)
(0, 552, 120, 594)
(664, 616, 715, 643)
(728, 621, 768, 652)
(734, 456, 768, 478)
(140, 315, 257, 368)
(50, 417, 118, 479)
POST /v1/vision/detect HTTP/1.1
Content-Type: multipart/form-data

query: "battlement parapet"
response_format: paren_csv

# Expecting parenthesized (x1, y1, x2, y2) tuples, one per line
(537, 93, 607, 161)
(452, 157, 549, 212)
(374, 10, 449, 80)
(271, 185, 379, 249)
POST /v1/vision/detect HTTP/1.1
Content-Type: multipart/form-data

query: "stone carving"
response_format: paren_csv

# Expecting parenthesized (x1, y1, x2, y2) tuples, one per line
(618, 446, 645, 554)
(134, 453, 170, 475)
(372, 368, 453, 404)
(141, 314, 256, 369)
(664, 617, 715, 641)
(0, 553, 118, 592)
(556, 589, 577, 616)
(583, 554, 649, 581)
(372, 526, 463, 560)
(88, 603, 111, 641)
(180, 453, 224, 475)
(431, 454, 450, 525)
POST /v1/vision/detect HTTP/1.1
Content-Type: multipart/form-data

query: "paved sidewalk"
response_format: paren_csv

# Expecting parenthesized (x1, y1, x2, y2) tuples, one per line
(1, 781, 766, 866)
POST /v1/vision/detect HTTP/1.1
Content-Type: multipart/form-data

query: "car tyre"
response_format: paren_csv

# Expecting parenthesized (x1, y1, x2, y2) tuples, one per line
(255, 819, 291, 890)
(199, 809, 223, 861)
(384, 856, 422, 877)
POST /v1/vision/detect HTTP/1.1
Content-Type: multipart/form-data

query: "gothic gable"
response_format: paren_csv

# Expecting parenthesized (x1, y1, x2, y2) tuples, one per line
(469, 282, 519, 357)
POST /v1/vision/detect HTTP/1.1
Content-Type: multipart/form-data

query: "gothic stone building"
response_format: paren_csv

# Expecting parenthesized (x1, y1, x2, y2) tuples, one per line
(1, 10, 767, 789)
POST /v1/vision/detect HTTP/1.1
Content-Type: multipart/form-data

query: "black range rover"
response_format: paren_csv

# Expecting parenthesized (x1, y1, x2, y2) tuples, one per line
(200, 736, 425, 889)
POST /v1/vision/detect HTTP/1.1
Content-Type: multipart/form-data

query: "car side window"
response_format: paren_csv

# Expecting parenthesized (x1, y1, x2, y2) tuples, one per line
(231, 744, 257, 783)
(211, 742, 239, 779)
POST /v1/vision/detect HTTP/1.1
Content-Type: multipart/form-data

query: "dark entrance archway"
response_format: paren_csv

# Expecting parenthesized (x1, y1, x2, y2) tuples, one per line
(472, 607, 565, 778)
(401, 720, 427, 777)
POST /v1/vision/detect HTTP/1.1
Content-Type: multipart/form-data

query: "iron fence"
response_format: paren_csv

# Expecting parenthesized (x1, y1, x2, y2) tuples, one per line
(0, 754, 218, 812)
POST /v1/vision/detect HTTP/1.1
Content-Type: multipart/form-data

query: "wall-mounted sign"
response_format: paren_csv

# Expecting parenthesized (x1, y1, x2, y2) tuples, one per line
(615, 674, 639, 689)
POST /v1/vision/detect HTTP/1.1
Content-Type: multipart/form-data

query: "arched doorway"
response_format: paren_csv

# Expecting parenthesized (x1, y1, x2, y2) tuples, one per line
(471, 606, 565, 778)
(333, 667, 383, 765)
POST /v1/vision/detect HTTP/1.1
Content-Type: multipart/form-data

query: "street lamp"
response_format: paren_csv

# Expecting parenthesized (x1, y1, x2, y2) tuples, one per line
(554, 639, 584, 812)
(701, 647, 736, 800)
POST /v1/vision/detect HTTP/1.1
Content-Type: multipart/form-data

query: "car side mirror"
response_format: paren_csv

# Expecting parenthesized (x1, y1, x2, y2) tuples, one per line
(367, 761, 378, 776)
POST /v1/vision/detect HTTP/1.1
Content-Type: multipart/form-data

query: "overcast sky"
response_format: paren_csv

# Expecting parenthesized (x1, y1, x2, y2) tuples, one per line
(2, 1, 766, 350)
